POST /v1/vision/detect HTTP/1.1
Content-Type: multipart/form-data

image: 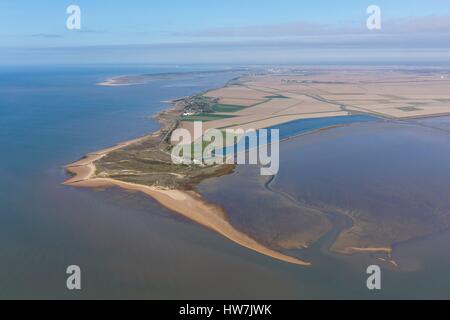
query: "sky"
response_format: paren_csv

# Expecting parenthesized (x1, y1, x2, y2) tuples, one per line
(1, 0, 450, 65)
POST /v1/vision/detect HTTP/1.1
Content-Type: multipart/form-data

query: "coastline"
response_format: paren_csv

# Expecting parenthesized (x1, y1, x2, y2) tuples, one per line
(346, 247, 392, 255)
(96, 76, 146, 87)
(64, 94, 311, 266)
(64, 145, 310, 266)
(66, 69, 448, 267)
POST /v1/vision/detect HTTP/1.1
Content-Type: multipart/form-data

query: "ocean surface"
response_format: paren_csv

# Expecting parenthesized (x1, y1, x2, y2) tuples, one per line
(218, 114, 378, 158)
(1, 65, 450, 299)
(200, 117, 450, 299)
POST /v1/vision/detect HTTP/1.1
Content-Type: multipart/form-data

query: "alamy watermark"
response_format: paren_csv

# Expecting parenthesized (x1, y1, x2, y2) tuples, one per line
(64, 5, 380, 32)
(66, 5, 81, 30)
(366, 265, 382, 290)
(367, 5, 382, 30)
(170, 122, 279, 176)
(66, 265, 81, 290)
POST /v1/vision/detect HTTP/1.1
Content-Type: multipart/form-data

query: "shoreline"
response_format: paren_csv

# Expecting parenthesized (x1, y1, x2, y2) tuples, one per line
(63, 77, 395, 266)
(66, 70, 450, 267)
(64, 149, 311, 266)
(64, 90, 311, 266)
(96, 75, 146, 87)
(346, 247, 393, 255)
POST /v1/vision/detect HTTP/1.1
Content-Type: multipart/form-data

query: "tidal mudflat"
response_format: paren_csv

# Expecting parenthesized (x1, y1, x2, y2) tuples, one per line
(199, 116, 450, 298)
(5, 66, 450, 299)
(67, 69, 450, 272)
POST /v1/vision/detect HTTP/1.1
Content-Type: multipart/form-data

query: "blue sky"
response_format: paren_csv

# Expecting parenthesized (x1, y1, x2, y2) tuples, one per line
(1, 0, 450, 64)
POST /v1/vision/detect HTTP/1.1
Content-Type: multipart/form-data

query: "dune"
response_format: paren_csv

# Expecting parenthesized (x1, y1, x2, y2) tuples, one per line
(64, 145, 311, 267)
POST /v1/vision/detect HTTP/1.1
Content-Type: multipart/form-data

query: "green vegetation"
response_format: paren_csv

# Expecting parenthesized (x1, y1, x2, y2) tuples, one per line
(265, 95, 289, 99)
(398, 106, 422, 112)
(95, 132, 236, 190)
(181, 113, 236, 122)
(210, 104, 245, 113)
(182, 93, 249, 114)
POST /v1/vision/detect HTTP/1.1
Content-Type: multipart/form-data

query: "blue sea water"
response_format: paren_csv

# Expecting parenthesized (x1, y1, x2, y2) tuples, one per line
(215, 115, 378, 160)
(275, 114, 378, 140)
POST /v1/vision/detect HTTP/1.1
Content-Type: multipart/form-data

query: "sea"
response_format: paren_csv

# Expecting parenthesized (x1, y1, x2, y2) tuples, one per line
(1, 65, 450, 299)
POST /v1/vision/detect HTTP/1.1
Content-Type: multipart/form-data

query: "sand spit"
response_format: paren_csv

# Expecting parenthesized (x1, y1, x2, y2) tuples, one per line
(64, 145, 310, 267)
(65, 137, 146, 183)
(347, 247, 392, 255)
(96, 77, 143, 87)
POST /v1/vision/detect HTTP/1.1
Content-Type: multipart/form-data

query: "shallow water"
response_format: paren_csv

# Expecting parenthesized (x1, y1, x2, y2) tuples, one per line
(274, 114, 378, 140)
(0, 66, 303, 299)
(199, 118, 450, 299)
(2, 66, 450, 299)
(218, 114, 378, 158)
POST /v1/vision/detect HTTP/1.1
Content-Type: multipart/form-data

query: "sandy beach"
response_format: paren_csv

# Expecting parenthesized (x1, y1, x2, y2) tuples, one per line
(347, 247, 393, 254)
(97, 76, 147, 87)
(64, 141, 310, 266)
(66, 69, 450, 267)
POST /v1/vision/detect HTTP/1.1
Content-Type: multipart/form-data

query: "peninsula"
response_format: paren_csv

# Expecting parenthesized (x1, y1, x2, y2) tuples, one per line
(65, 67, 450, 266)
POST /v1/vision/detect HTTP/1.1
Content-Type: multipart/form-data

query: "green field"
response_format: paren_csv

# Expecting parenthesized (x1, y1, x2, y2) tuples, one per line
(181, 113, 236, 122)
(210, 104, 246, 113)
(265, 95, 288, 99)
